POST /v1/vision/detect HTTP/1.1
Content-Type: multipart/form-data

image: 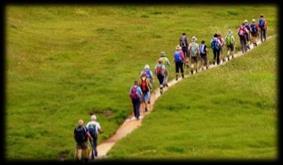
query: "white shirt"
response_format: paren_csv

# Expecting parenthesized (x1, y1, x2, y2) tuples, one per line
(86, 121, 101, 135)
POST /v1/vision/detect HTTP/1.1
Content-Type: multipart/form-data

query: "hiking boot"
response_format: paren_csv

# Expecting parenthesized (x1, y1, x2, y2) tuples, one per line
(182, 74, 184, 78)
(160, 88, 163, 94)
(145, 108, 148, 112)
(176, 75, 178, 81)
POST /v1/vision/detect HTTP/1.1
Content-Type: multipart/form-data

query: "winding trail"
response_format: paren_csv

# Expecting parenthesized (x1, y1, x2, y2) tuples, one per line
(96, 36, 272, 158)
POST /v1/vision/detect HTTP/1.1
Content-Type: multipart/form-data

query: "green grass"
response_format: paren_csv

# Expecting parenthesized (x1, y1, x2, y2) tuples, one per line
(108, 37, 277, 160)
(6, 5, 277, 159)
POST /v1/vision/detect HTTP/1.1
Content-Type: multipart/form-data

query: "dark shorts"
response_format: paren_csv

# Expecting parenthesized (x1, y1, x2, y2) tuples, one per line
(76, 142, 88, 149)
(226, 44, 234, 51)
(191, 56, 198, 63)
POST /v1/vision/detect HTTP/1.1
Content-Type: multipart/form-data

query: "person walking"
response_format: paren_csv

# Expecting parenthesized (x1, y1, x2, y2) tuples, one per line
(210, 33, 222, 65)
(155, 59, 166, 94)
(129, 80, 143, 120)
(217, 33, 225, 62)
(258, 15, 267, 42)
(140, 64, 154, 87)
(250, 19, 259, 46)
(225, 29, 235, 58)
(188, 36, 200, 73)
(158, 51, 170, 87)
(138, 73, 152, 112)
(179, 33, 190, 68)
(174, 45, 185, 80)
(238, 23, 249, 54)
(74, 119, 92, 162)
(199, 40, 209, 69)
(86, 114, 103, 159)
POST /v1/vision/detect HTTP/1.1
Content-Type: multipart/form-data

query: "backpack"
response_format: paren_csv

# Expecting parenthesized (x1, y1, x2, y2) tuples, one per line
(174, 51, 182, 62)
(238, 27, 246, 36)
(225, 35, 234, 45)
(211, 38, 220, 50)
(156, 65, 164, 75)
(250, 24, 258, 34)
(180, 36, 187, 47)
(130, 86, 139, 99)
(200, 44, 206, 54)
(87, 123, 97, 138)
(74, 126, 87, 143)
(259, 19, 265, 28)
(144, 69, 152, 79)
(140, 79, 149, 93)
(190, 43, 198, 57)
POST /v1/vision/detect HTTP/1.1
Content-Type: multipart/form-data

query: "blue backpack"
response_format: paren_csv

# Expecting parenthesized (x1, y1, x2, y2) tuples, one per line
(144, 69, 152, 79)
(174, 51, 182, 62)
(87, 124, 97, 138)
(250, 24, 258, 34)
(211, 38, 220, 50)
(259, 19, 265, 28)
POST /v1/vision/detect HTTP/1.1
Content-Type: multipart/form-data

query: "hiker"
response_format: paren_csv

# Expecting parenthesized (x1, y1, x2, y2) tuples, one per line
(188, 36, 200, 73)
(258, 15, 267, 42)
(179, 33, 190, 68)
(138, 73, 152, 112)
(225, 29, 235, 58)
(174, 45, 185, 80)
(86, 114, 103, 159)
(217, 33, 225, 62)
(244, 20, 251, 50)
(179, 33, 189, 58)
(158, 51, 170, 87)
(129, 80, 143, 120)
(250, 19, 259, 46)
(140, 64, 154, 87)
(210, 33, 222, 65)
(155, 59, 166, 94)
(74, 119, 92, 162)
(238, 23, 249, 53)
(199, 40, 209, 69)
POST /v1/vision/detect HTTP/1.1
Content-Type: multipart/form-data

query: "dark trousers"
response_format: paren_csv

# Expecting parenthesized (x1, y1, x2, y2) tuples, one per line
(175, 61, 184, 73)
(213, 49, 220, 65)
(182, 47, 189, 58)
(239, 35, 247, 53)
(200, 53, 208, 66)
(157, 74, 165, 86)
(132, 98, 140, 119)
(260, 28, 266, 42)
(90, 136, 98, 159)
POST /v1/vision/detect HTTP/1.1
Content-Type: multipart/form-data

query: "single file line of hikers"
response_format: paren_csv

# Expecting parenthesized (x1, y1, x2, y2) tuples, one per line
(72, 15, 268, 162)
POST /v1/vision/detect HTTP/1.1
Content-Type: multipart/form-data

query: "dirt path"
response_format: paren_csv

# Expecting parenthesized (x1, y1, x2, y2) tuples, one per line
(96, 37, 272, 158)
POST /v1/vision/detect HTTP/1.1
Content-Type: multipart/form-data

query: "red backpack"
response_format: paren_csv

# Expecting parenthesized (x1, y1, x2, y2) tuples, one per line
(140, 79, 149, 93)
(156, 65, 163, 75)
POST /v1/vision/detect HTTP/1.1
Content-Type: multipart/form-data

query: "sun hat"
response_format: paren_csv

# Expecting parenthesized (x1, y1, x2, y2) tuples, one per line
(252, 19, 256, 22)
(160, 51, 166, 57)
(191, 36, 197, 41)
(176, 45, 181, 50)
(144, 64, 150, 69)
(244, 19, 248, 23)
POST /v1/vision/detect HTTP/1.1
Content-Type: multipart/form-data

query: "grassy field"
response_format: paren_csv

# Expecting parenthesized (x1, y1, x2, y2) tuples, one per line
(108, 37, 278, 159)
(6, 5, 277, 159)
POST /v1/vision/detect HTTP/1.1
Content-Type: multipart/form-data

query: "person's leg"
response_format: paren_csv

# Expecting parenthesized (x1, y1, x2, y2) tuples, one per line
(175, 62, 179, 80)
(132, 99, 138, 119)
(260, 28, 263, 42)
(216, 50, 220, 65)
(213, 49, 217, 64)
(263, 28, 266, 41)
(180, 62, 184, 78)
(136, 99, 141, 119)
(93, 137, 98, 157)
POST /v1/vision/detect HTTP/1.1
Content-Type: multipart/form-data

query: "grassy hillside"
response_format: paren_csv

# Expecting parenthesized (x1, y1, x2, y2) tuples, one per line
(108, 37, 277, 159)
(6, 5, 277, 159)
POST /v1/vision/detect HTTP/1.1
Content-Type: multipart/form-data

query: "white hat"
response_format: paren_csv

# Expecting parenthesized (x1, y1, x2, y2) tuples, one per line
(144, 64, 150, 69)
(192, 36, 197, 41)
(91, 114, 97, 121)
(176, 45, 181, 50)
(252, 19, 256, 22)
(244, 19, 248, 23)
